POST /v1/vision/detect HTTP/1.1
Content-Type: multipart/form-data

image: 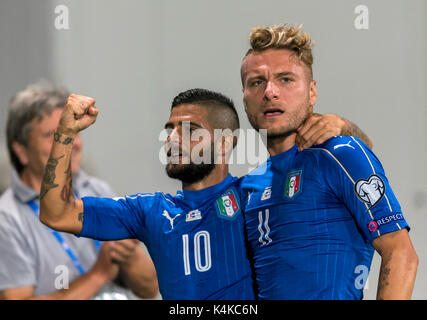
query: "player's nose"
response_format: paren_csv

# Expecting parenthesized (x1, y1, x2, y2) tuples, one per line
(264, 80, 279, 101)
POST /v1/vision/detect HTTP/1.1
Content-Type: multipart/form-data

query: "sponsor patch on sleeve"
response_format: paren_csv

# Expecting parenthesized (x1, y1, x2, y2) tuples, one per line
(367, 213, 405, 233)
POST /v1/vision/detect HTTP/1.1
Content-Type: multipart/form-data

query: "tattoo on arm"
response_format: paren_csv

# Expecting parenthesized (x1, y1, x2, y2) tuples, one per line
(78, 212, 84, 224)
(64, 160, 71, 175)
(60, 185, 71, 203)
(377, 253, 392, 299)
(54, 132, 61, 142)
(342, 119, 373, 149)
(54, 132, 74, 145)
(62, 137, 73, 145)
(60, 161, 73, 203)
(40, 154, 65, 200)
(44, 132, 75, 201)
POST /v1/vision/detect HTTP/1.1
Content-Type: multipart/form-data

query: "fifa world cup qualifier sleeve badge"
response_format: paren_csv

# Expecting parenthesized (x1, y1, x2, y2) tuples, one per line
(354, 174, 385, 208)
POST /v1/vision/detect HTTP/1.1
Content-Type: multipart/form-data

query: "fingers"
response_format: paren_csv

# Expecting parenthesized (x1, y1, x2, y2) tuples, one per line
(67, 94, 96, 118)
(60, 94, 99, 133)
(92, 242, 120, 281)
(296, 114, 342, 151)
(98, 240, 139, 266)
(297, 113, 321, 138)
(88, 105, 99, 116)
(299, 117, 329, 144)
(113, 239, 139, 252)
(97, 242, 117, 264)
(110, 240, 139, 264)
(312, 131, 338, 146)
(295, 134, 304, 150)
(299, 128, 332, 150)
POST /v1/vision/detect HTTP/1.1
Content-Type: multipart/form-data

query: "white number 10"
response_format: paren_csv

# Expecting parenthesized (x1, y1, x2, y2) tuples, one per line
(182, 230, 212, 275)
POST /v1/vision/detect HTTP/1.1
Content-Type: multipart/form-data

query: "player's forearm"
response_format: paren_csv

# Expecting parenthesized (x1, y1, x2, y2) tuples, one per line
(341, 118, 373, 149)
(30, 269, 109, 300)
(118, 247, 159, 299)
(376, 248, 418, 299)
(39, 131, 77, 228)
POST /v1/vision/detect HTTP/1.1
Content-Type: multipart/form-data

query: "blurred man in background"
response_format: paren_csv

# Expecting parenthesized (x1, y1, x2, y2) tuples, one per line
(0, 81, 159, 299)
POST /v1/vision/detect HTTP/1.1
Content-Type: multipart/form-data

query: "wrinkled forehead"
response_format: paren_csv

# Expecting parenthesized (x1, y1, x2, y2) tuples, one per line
(241, 49, 308, 83)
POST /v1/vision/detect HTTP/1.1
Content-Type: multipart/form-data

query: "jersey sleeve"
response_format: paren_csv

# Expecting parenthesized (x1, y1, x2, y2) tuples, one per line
(318, 136, 409, 243)
(76, 193, 158, 242)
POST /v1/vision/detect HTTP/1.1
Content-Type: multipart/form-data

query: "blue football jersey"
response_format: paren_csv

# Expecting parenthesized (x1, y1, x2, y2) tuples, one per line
(78, 174, 255, 300)
(240, 136, 409, 300)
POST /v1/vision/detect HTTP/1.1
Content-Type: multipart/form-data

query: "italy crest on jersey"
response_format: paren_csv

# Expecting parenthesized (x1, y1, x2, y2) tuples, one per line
(215, 188, 241, 220)
(284, 169, 303, 199)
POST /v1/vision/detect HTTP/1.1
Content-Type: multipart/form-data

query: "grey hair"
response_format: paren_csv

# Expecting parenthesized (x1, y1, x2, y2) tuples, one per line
(6, 80, 70, 173)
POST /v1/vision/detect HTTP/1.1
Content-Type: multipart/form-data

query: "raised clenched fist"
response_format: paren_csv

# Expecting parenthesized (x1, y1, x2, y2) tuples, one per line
(57, 94, 99, 136)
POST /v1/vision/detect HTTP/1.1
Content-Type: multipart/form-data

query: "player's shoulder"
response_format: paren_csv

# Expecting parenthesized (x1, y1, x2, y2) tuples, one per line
(308, 135, 371, 161)
(0, 188, 20, 217)
(225, 176, 246, 196)
(138, 191, 177, 203)
(306, 135, 385, 179)
(0, 187, 13, 209)
(0, 188, 25, 231)
(113, 191, 178, 208)
(239, 161, 271, 189)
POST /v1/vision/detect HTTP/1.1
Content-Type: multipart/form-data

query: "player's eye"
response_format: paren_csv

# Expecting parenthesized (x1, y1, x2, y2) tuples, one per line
(180, 121, 198, 134)
(251, 79, 264, 87)
(281, 77, 292, 83)
(183, 127, 198, 136)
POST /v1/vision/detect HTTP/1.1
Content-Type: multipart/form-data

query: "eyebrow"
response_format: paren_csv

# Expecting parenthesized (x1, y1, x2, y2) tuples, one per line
(164, 121, 203, 130)
(275, 71, 297, 78)
(246, 71, 297, 78)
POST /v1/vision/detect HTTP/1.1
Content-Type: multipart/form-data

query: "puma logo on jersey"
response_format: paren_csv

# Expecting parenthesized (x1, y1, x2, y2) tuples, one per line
(333, 141, 355, 150)
(162, 210, 180, 230)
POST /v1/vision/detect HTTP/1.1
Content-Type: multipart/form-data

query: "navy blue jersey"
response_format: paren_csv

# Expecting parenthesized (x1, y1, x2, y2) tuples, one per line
(240, 136, 408, 300)
(78, 174, 255, 300)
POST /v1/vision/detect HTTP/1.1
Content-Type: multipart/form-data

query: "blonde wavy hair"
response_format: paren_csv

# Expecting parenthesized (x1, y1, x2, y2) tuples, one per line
(243, 24, 314, 81)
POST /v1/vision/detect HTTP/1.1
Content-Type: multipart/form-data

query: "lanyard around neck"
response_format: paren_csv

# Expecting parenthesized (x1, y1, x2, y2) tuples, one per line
(28, 200, 95, 275)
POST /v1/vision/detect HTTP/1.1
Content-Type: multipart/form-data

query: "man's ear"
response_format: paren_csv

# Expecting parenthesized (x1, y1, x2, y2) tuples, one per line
(243, 94, 249, 114)
(222, 133, 235, 158)
(309, 80, 317, 113)
(242, 77, 248, 112)
(213, 131, 234, 164)
(11, 141, 29, 167)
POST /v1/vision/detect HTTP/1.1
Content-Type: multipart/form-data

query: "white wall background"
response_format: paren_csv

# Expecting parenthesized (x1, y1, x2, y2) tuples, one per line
(1, 0, 426, 299)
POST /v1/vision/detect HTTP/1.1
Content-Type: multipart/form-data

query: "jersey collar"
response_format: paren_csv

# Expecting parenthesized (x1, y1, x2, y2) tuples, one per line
(179, 174, 235, 202)
(269, 144, 298, 167)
